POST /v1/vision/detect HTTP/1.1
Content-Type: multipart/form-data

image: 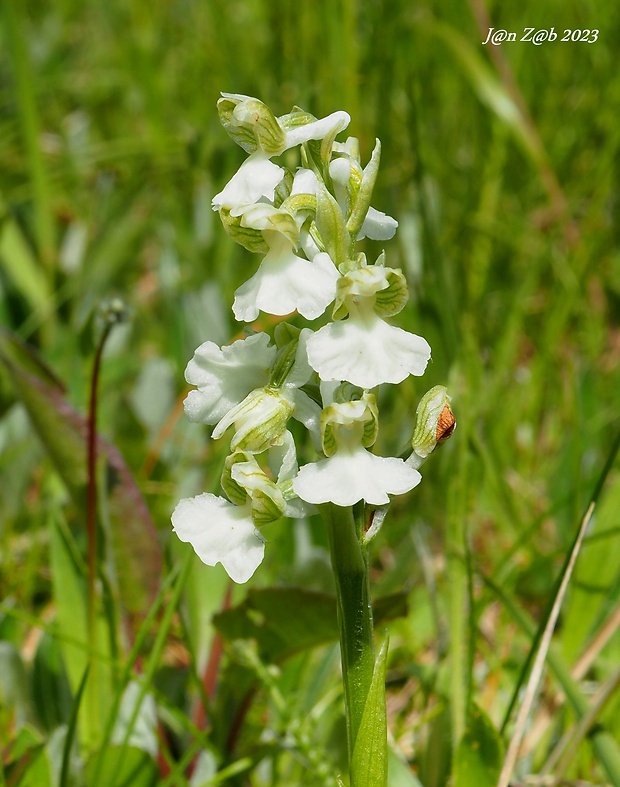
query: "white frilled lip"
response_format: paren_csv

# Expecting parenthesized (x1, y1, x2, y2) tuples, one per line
(306, 312, 431, 389)
(184, 333, 276, 424)
(232, 248, 339, 323)
(293, 446, 422, 506)
(211, 155, 285, 214)
(172, 493, 265, 583)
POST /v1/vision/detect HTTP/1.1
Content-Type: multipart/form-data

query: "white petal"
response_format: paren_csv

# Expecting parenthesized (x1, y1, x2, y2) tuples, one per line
(306, 314, 431, 388)
(172, 493, 264, 583)
(212, 155, 284, 213)
(293, 448, 421, 506)
(233, 250, 339, 322)
(239, 203, 282, 230)
(320, 380, 341, 407)
(282, 327, 314, 389)
(291, 168, 318, 196)
(298, 226, 322, 261)
(184, 333, 275, 424)
(268, 430, 299, 484)
(282, 111, 350, 149)
(291, 389, 322, 446)
(357, 206, 398, 241)
(328, 157, 351, 187)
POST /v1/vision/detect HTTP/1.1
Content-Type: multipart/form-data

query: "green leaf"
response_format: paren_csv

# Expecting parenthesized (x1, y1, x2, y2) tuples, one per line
(49, 514, 114, 749)
(31, 631, 73, 732)
(418, 702, 451, 787)
(0, 329, 163, 627)
(423, 22, 544, 167)
(0, 199, 52, 312)
(0, 329, 87, 497)
(3, 726, 51, 787)
(350, 639, 389, 787)
(213, 588, 407, 663)
(85, 746, 159, 787)
(387, 747, 425, 787)
(213, 587, 338, 662)
(561, 475, 620, 661)
(453, 704, 504, 787)
(48, 515, 89, 693)
(59, 665, 90, 787)
(0, 641, 32, 727)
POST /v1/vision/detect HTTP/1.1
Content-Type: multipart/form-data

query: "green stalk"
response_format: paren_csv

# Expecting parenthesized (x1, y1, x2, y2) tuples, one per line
(320, 503, 375, 764)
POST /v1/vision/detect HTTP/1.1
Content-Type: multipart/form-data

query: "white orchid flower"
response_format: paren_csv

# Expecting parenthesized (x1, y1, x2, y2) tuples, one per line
(172, 431, 306, 583)
(306, 264, 431, 388)
(206, 328, 321, 454)
(213, 94, 350, 215)
(293, 395, 421, 506)
(232, 202, 339, 322)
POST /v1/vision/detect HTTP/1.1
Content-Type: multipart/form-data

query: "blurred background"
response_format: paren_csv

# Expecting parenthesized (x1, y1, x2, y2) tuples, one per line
(1, 0, 619, 785)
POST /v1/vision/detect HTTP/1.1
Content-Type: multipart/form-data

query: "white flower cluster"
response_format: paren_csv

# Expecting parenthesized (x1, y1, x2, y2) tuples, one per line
(172, 93, 433, 582)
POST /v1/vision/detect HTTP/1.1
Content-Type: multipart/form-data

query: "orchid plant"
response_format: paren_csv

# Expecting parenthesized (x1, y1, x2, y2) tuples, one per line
(172, 93, 454, 785)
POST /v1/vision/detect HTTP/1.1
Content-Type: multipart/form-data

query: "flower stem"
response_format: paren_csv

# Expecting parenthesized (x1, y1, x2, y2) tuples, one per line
(320, 503, 375, 763)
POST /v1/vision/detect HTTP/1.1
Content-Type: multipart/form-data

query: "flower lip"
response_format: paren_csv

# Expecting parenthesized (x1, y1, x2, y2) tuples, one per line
(172, 493, 265, 583)
(232, 248, 339, 323)
(306, 312, 431, 389)
(293, 446, 421, 506)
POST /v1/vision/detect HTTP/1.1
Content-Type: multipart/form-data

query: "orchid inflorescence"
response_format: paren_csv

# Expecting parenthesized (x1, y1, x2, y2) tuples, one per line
(172, 93, 453, 583)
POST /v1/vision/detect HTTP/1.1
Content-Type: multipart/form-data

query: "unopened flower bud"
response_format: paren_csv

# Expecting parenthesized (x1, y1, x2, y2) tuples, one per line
(409, 386, 455, 467)
(218, 94, 286, 155)
(329, 155, 363, 218)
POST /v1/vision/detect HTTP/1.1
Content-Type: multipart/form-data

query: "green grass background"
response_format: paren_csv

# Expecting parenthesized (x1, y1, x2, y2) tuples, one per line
(1, 0, 619, 785)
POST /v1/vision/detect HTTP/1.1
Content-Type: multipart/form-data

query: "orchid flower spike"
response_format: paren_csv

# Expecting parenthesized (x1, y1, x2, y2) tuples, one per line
(173, 93, 447, 585)
(231, 198, 340, 322)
